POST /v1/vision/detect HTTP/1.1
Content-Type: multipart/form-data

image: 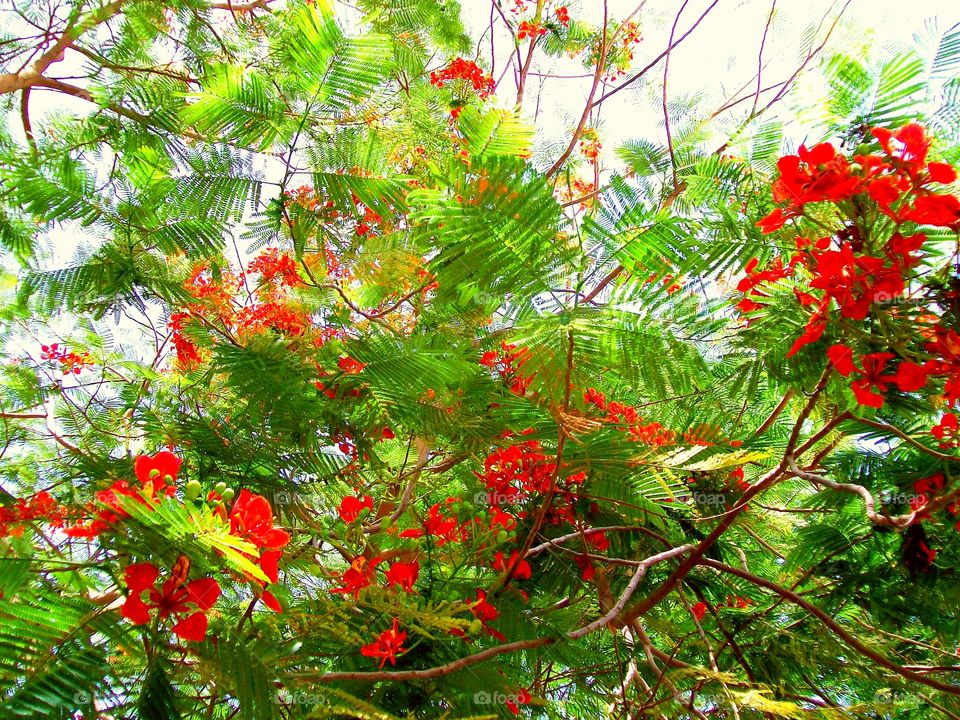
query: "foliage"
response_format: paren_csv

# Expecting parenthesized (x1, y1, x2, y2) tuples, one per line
(1, 1, 960, 719)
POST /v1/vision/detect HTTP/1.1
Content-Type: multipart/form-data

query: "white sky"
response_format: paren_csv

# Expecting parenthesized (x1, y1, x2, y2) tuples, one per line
(456, 0, 960, 167)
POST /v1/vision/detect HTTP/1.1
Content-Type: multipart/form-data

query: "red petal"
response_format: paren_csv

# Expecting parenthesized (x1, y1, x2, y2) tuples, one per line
(928, 162, 958, 184)
(134, 451, 181, 484)
(244, 494, 274, 526)
(120, 596, 151, 625)
(260, 528, 290, 550)
(826, 344, 857, 376)
(260, 589, 282, 612)
(260, 550, 282, 584)
(172, 612, 208, 642)
(896, 362, 929, 392)
(851, 380, 885, 408)
(186, 578, 221, 611)
(125, 562, 159, 593)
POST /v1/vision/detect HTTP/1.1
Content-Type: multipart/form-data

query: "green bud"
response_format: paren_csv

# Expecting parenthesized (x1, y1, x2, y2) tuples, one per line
(380, 515, 393, 531)
(149, 469, 161, 479)
(496, 530, 509, 544)
(184, 480, 202, 501)
(214, 481, 227, 494)
(468, 619, 483, 635)
(221, 488, 235, 504)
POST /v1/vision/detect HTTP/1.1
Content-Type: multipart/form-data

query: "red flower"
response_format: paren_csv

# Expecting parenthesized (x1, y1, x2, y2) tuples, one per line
(555, 6, 570, 26)
(932, 413, 960, 448)
(691, 601, 708, 622)
(785, 305, 828, 358)
(584, 387, 607, 409)
(772, 143, 860, 208)
(429, 58, 495, 98)
(928, 162, 958, 184)
(471, 588, 498, 622)
(506, 688, 532, 715)
(827, 345, 896, 408)
(135, 450, 181, 487)
(574, 554, 595, 580)
(120, 558, 220, 642)
(494, 550, 531, 580)
(517, 20, 547, 40)
(338, 494, 373, 523)
(422, 502, 466, 545)
(895, 361, 930, 393)
(756, 207, 792, 234)
(468, 588, 507, 641)
(913, 472, 945, 497)
(385, 560, 419, 592)
(587, 531, 610, 552)
(360, 618, 407, 668)
(248, 248, 301, 287)
(338, 356, 366, 374)
(902, 194, 960, 228)
(872, 123, 931, 174)
(332, 557, 380, 600)
(229, 489, 291, 550)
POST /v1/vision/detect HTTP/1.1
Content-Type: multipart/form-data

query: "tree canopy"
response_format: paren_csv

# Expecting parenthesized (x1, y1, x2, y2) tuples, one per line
(1, 0, 960, 718)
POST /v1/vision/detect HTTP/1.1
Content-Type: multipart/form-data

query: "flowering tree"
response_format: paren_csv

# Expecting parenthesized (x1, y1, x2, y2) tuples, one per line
(1, 0, 960, 718)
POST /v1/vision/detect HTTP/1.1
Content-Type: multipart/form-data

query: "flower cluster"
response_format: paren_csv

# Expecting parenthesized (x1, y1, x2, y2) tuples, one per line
(0, 490, 67, 538)
(121, 556, 221, 643)
(65, 451, 181, 538)
(430, 58, 495, 98)
(247, 247, 301, 288)
(360, 618, 407, 668)
(517, 20, 547, 41)
(39, 343, 93, 375)
(738, 124, 960, 412)
(757, 128, 958, 234)
(579, 128, 601, 160)
(583, 387, 677, 446)
(480, 342, 533, 395)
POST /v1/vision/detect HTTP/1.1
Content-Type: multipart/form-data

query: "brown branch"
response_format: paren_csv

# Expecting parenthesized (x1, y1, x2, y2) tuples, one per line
(661, 0, 691, 189)
(545, 2, 609, 177)
(786, 458, 915, 528)
(0, 0, 126, 95)
(301, 637, 556, 682)
(614, 369, 832, 628)
(751, 0, 777, 117)
(752, 389, 794, 436)
(713, 0, 852, 155)
(698, 558, 960, 696)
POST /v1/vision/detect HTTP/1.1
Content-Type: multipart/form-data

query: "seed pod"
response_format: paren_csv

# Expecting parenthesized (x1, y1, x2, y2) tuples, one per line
(184, 480, 202, 501)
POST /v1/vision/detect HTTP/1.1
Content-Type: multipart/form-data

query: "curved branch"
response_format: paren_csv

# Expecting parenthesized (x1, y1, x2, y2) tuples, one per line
(698, 558, 960, 696)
